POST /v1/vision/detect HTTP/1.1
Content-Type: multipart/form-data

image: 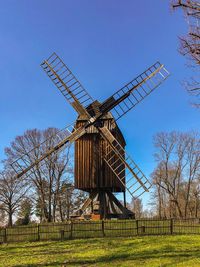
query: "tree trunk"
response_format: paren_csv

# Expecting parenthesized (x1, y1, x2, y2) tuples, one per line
(8, 207, 13, 227)
(157, 185, 162, 219)
(184, 177, 192, 218)
(195, 196, 198, 218)
(174, 200, 183, 218)
(59, 200, 64, 222)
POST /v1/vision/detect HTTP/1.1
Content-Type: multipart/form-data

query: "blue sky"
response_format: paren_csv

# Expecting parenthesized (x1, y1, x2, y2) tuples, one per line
(0, 1, 199, 206)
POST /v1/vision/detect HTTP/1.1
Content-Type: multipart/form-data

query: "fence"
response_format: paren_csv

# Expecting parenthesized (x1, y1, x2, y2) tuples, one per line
(0, 218, 200, 243)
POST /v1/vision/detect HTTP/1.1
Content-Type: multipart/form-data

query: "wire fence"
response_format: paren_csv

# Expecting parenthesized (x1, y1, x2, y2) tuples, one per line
(0, 218, 200, 243)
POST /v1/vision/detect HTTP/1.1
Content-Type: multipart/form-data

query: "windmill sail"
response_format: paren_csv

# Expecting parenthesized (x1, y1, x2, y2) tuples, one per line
(98, 126, 151, 198)
(11, 122, 87, 178)
(11, 54, 169, 206)
(100, 62, 169, 121)
(41, 52, 93, 118)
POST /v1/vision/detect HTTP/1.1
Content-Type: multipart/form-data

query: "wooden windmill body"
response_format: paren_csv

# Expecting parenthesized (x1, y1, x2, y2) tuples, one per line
(11, 53, 170, 220)
(74, 101, 129, 219)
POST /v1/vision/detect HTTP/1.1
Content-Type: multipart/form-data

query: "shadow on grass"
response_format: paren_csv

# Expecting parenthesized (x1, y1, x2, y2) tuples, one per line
(13, 263, 61, 267)
(11, 247, 200, 267)
(0, 242, 52, 252)
(3, 236, 200, 267)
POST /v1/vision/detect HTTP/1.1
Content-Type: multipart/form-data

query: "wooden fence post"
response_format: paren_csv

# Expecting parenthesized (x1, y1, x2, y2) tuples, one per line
(141, 225, 145, 234)
(102, 220, 105, 237)
(60, 230, 64, 241)
(3, 228, 7, 243)
(37, 224, 40, 241)
(136, 220, 139, 235)
(170, 219, 173, 235)
(70, 221, 73, 239)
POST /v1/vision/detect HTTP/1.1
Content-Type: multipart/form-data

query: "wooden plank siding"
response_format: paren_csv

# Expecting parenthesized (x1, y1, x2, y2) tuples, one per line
(74, 114, 126, 192)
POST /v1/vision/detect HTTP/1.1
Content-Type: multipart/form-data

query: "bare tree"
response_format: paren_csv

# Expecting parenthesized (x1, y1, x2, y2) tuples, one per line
(4, 128, 72, 222)
(0, 169, 29, 226)
(0, 209, 6, 227)
(58, 183, 87, 221)
(152, 131, 200, 218)
(191, 180, 200, 217)
(183, 133, 200, 216)
(151, 167, 169, 218)
(172, 0, 200, 105)
(131, 198, 143, 218)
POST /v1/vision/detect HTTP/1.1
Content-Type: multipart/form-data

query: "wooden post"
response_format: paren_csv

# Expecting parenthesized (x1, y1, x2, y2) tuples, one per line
(170, 218, 173, 235)
(136, 220, 139, 235)
(102, 220, 105, 237)
(60, 230, 64, 241)
(141, 225, 145, 234)
(123, 191, 126, 208)
(3, 228, 7, 243)
(37, 224, 40, 241)
(70, 221, 73, 239)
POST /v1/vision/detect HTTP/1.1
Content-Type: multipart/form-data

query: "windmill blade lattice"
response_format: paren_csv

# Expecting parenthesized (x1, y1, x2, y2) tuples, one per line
(11, 122, 82, 178)
(101, 62, 169, 121)
(99, 126, 151, 199)
(10, 51, 170, 219)
(41, 52, 94, 117)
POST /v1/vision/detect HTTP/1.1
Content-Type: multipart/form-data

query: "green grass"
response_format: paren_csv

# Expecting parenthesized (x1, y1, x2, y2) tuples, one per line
(0, 235, 200, 267)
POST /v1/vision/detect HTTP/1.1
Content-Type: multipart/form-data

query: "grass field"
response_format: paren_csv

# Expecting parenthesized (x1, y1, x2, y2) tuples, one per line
(0, 235, 200, 267)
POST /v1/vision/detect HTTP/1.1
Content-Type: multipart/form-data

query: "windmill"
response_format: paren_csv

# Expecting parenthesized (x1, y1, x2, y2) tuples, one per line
(11, 53, 169, 219)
